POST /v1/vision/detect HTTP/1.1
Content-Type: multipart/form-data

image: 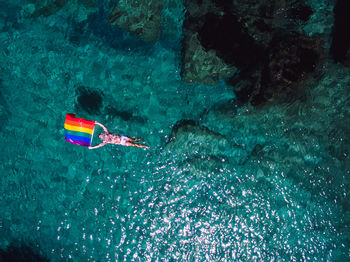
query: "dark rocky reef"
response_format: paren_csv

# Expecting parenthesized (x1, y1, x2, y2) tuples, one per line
(197, 12, 265, 69)
(166, 120, 228, 157)
(245, 34, 323, 105)
(109, 0, 163, 41)
(181, 29, 236, 85)
(169, 120, 224, 141)
(165, 120, 247, 165)
(25, 0, 97, 18)
(330, 0, 350, 65)
(181, 0, 237, 85)
(0, 243, 49, 262)
(288, 2, 313, 22)
(29, 0, 66, 17)
(181, 0, 289, 86)
(181, 0, 320, 106)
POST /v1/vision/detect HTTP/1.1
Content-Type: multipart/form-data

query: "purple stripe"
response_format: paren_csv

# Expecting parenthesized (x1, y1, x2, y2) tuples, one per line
(65, 138, 90, 147)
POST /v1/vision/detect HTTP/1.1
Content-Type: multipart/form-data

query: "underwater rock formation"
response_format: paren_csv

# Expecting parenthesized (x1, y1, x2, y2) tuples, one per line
(248, 34, 324, 105)
(181, 31, 236, 85)
(181, 0, 236, 84)
(25, 0, 97, 20)
(330, 0, 350, 65)
(28, 0, 66, 17)
(226, 33, 323, 105)
(165, 120, 247, 164)
(166, 120, 227, 156)
(197, 12, 265, 69)
(0, 243, 49, 262)
(181, 0, 317, 104)
(109, 0, 163, 41)
(287, 2, 313, 21)
(181, 0, 289, 85)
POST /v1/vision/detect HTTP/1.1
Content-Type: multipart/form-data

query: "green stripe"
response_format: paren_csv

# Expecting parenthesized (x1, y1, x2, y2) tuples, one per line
(64, 128, 92, 139)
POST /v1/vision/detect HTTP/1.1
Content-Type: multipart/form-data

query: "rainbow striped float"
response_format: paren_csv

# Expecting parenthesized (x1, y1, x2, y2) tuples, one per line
(64, 113, 95, 147)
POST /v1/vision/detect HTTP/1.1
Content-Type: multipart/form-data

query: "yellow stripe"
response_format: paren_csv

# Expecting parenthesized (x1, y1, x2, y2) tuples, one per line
(64, 123, 94, 134)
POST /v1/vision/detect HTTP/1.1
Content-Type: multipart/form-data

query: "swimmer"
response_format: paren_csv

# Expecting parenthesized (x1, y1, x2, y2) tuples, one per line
(88, 122, 150, 149)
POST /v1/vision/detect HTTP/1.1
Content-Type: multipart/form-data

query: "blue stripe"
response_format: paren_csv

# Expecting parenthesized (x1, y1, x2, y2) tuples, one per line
(65, 134, 92, 143)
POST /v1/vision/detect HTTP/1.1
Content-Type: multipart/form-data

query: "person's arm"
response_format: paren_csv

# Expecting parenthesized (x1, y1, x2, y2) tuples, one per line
(89, 142, 106, 149)
(95, 122, 109, 134)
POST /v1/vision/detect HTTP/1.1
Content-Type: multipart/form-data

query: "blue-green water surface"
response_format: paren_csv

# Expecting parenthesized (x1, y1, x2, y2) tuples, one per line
(0, 0, 349, 261)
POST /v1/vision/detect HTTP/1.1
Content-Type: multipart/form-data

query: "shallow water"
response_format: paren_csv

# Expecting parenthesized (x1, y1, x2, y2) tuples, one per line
(0, 0, 349, 261)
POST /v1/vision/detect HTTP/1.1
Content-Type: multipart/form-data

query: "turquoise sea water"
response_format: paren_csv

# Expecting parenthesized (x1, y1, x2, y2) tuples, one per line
(1, 0, 349, 261)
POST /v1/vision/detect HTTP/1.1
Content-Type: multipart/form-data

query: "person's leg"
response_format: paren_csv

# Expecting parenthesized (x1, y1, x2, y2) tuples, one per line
(125, 141, 150, 149)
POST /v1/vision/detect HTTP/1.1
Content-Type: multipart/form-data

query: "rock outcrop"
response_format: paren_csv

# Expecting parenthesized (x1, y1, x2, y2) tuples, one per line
(243, 34, 323, 105)
(181, 32, 236, 85)
(181, 0, 320, 105)
(330, 0, 350, 66)
(109, 0, 163, 41)
(29, 0, 66, 17)
(165, 120, 247, 164)
(166, 120, 227, 156)
(25, 0, 97, 20)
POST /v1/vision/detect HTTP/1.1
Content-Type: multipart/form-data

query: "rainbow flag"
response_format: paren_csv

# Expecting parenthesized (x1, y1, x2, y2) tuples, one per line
(64, 113, 96, 147)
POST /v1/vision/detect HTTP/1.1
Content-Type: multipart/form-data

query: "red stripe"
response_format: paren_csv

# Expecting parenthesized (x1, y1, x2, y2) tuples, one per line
(65, 113, 95, 126)
(65, 119, 95, 129)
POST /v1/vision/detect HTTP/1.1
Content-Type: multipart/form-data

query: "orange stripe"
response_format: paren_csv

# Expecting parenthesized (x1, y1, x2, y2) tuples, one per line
(65, 119, 95, 129)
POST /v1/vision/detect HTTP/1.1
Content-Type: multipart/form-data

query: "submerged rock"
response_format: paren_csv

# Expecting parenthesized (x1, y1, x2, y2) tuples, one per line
(259, 34, 323, 104)
(181, 0, 317, 104)
(328, 117, 350, 162)
(181, 32, 236, 85)
(330, 0, 350, 65)
(165, 120, 247, 164)
(197, 12, 265, 68)
(109, 0, 163, 41)
(0, 243, 49, 262)
(25, 0, 97, 20)
(288, 2, 313, 22)
(166, 120, 226, 156)
(29, 0, 66, 17)
(181, 0, 290, 83)
(232, 33, 323, 105)
(180, 0, 233, 85)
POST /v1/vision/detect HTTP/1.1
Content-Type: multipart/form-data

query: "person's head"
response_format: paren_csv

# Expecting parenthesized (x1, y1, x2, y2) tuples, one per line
(99, 133, 107, 140)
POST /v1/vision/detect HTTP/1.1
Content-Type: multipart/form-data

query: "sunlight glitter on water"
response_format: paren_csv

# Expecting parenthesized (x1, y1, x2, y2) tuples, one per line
(0, 0, 349, 260)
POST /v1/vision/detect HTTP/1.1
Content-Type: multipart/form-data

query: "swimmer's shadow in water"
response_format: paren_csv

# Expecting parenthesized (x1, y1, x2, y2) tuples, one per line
(74, 86, 147, 123)
(104, 105, 147, 124)
(75, 86, 103, 115)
